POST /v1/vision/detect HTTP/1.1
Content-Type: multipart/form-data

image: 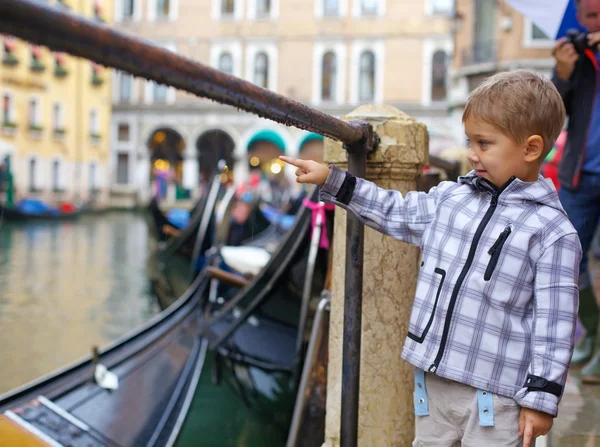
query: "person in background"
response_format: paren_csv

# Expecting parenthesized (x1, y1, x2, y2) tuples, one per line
(552, 0, 600, 382)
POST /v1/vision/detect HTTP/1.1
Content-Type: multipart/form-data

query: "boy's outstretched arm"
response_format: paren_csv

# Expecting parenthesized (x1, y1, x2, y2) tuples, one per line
(280, 156, 450, 247)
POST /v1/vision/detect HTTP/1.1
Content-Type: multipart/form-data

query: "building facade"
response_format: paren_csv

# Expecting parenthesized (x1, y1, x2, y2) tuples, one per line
(110, 0, 455, 207)
(449, 0, 556, 142)
(0, 0, 113, 208)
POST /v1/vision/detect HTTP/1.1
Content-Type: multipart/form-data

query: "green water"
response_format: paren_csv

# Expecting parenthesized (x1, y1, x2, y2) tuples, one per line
(0, 211, 160, 395)
(176, 351, 289, 447)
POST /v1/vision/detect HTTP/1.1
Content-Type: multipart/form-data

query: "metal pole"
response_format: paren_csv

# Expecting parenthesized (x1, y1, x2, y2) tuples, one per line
(340, 122, 378, 447)
(286, 296, 330, 447)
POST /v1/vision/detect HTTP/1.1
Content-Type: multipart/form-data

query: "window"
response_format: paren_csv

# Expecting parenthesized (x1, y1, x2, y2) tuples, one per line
(430, 0, 452, 14)
(157, 0, 170, 18)
(2, 36, 18, 65)
(2, 94, 13, 124)
(256, 0, 271, 16)
(91, 63, 104, 86)
(90, 109, 99, 136)
(221, 0, 234, 15)
(89, 162, 97, 191)
(117, 153, 129, 184)
(30, 45, 44, 72)
(324, 0, 338, 15)
(361, 0, 377, 15)
(93, 0, 104, 20)
(431, 50, 447, 101)
(54, 52, 68, 77)
(29, 98, 40, 128)
(119, 73, 133, 102)
(359, 51, 375, 101)
(531, 23, 549, 40)
(52, 160, 61, 191)
(53, 102, 64, 130)
(154, 82, 168, 102)
(254, 52, 269, 88)
(471, 0, 496, 63)
(218, 52, 234, 75)
(321, 52, 337, 101)
(523, 19, 553, 48)
(118, 123, 130, 141)
(29, 158, 37, 191)
(123, 0, 134, 18)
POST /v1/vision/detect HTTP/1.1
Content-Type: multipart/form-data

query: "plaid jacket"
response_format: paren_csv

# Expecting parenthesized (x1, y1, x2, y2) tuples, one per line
(320, 167, 581, 416)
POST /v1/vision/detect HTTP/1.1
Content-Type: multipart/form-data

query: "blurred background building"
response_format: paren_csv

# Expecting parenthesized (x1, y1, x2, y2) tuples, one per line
(0, 0, 561, 209)
(449, 0, 555, 142)
(110, 0, 455, 207)
(0, 0, 113, 207)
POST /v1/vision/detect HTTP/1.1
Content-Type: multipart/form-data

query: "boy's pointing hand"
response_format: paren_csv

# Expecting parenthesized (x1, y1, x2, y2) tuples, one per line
(279, 156, 330, 186)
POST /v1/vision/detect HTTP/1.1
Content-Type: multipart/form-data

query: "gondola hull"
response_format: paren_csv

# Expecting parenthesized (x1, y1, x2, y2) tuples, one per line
(0, 204, 83, 221)
(0, 274, 210, 446)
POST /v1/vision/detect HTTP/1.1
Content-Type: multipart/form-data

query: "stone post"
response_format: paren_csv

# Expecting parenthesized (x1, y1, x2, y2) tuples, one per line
(323, 105, 428, 447)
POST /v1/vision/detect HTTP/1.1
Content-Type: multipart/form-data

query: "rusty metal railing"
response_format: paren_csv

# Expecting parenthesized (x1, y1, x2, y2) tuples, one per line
(0, 1, 379, 445)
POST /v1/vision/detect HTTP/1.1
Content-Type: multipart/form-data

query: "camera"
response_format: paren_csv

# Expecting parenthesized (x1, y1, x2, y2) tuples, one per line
(566, 29, 596, 54)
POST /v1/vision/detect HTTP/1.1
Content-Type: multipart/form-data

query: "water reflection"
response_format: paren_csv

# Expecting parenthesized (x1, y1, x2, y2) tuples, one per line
(0, 212, 160, 394)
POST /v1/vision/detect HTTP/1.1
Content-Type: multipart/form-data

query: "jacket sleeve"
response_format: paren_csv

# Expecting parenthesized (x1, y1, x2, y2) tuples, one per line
(551, 67, 574, 116)
(513, 232, 582, 417)
(318, 165, 450, 247)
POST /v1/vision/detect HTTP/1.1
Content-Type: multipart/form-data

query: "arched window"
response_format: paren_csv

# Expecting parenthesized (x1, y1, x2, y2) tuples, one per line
(29, 98, 39, 127)
(157, 0, 170, 17)
(359, 51, 375, 102)
(218, 52, 234, 75)
(361, 0, 377, 15)
(52, 160, 60, 191)
(431, 50, 447, 101)
(257, 0, 271, 16)
(2, 93, 11, 124)
(324, 0, 338, 15)
(222, 0, 234, 15)
(119, 72, 133, 102)
(254, 52, 269, 89)
(90, 162, 97, 191)
(321, 51, 337, 101)
(29, 158, 37, 191)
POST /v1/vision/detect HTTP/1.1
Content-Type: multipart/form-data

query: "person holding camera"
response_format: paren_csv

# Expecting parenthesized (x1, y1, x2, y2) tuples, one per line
(552, 0, 600, 383)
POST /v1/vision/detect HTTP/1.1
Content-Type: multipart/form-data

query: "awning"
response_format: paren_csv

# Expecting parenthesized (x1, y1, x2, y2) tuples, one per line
(299, 132, 324, 148)
(248, 129, 286, 152)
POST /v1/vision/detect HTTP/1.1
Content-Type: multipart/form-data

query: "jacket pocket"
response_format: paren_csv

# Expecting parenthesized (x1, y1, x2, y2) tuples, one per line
(484, 226, 512, 281)
(408, 268, 446, 343)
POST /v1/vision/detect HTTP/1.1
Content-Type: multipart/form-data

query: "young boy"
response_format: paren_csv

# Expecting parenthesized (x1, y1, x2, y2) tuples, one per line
(281, 71, 582, 447)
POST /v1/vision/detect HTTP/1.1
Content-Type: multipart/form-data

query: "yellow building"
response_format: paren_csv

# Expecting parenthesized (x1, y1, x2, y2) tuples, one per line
(0, 0, 113, 207)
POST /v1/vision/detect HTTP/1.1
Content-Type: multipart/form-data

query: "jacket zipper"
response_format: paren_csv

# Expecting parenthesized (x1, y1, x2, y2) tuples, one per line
(484, 226, 512, 281)
(428, 178, 514, 373)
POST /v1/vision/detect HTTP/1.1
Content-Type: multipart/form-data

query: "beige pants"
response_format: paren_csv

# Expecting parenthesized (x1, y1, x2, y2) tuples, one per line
(413, 372, 526, 447)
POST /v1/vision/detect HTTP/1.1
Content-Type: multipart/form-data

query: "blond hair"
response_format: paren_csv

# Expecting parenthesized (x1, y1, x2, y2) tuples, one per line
(462, 70, 565, 157)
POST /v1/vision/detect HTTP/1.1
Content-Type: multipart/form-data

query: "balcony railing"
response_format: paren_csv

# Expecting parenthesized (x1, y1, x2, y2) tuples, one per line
(461, 40, 498, 66)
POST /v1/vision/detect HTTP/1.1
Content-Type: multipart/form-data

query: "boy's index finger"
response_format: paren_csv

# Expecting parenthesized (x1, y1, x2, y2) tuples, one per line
(523, 423, 533, 447)
(279, 156, 304, 168)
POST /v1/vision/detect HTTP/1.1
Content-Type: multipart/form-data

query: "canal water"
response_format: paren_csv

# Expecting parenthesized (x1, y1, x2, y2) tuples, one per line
(0, 211, 160, 395)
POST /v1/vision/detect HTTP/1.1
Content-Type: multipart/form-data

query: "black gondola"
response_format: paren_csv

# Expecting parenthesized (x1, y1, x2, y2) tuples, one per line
(0, 203, 86, 221)
(0, 188, 333, 446)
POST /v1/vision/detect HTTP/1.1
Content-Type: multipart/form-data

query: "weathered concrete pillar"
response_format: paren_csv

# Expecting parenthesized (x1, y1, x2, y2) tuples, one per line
(323, 105, 428, 447)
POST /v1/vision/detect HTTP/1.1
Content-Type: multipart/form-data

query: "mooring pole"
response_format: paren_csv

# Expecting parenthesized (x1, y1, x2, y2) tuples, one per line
(340, 122, 378, 447)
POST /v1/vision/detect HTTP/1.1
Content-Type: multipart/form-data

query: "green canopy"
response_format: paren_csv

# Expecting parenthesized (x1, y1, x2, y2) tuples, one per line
(248, 130, 286, 152)
(299, 132, 324, 148)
